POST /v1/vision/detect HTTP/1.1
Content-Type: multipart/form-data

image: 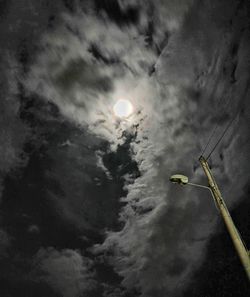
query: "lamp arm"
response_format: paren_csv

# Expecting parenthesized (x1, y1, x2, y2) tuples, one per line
(187, 182, 211, 191)
(186, 182, 219, 211)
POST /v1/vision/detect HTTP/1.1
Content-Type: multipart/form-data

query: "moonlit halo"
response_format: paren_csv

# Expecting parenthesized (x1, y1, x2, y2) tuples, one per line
(113, 99, 134, 118)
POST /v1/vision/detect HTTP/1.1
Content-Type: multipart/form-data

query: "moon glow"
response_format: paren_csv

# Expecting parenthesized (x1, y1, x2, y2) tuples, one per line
(113, 99, 134, 118)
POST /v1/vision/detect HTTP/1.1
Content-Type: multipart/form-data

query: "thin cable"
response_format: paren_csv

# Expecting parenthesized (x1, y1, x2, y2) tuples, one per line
(200, 94, 232, 156)
(201, 124, 220, 156)
(206, 113, 238, 160)
(203, 78, 249, 160)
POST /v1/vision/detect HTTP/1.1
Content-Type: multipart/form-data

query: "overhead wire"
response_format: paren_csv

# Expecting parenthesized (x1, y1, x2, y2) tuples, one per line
(200, 93, 232, 157)
(204, 81, 249, 160)
(205, 112, 239, 160)
(200, 122, 220, 156)
(200, 1, 248, 159)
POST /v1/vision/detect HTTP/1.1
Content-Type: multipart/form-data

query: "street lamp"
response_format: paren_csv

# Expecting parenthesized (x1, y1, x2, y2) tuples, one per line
(170, 156, 250, 281)
(169, 174, 218, 207)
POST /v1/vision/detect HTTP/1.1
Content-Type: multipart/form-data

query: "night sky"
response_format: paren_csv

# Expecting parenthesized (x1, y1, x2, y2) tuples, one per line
(0, 1, 250, 297)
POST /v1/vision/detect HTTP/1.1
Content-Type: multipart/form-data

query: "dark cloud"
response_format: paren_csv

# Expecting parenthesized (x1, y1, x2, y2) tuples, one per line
(94, 0, 139, 26)
(61, 0, 76, 13)
(0, 278, 60, 297)
(54, 58, 113, 94)
(0, 0, 10, 18)
(0, 229, 11, 258)
(0, 64, 28, 176)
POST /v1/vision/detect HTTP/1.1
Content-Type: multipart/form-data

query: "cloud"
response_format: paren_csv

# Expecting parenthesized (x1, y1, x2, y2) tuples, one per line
(33, 247, 96, 297)
(118, 0, 194, 34)
(23, 8, 159, 148)
(19, 0, 250, 296)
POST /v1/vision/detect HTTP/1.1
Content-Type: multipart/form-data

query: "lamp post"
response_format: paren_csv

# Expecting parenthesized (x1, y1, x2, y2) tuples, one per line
(170, 156, 250, 281)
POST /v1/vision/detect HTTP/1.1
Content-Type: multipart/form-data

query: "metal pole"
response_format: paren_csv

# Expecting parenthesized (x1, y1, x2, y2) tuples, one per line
(199, 156, 250, 280)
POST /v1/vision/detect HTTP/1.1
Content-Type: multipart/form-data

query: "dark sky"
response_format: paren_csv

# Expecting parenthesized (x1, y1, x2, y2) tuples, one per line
(0, 1, 250, 296)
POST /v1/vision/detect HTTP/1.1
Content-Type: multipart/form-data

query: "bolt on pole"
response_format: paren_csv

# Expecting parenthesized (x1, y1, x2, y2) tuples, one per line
(199, 155, 250, 281)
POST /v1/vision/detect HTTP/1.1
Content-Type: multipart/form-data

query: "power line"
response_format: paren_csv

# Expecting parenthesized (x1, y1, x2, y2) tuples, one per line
(201, 124, 220, 156)
(205, 112, 238, 160)
(202, 74, 250, 159)
(205, 81, 249, 160)
(200, 94, 232, 156)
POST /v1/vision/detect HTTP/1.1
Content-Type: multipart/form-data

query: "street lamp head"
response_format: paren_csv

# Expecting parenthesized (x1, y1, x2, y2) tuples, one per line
(169, 174, 189, 185)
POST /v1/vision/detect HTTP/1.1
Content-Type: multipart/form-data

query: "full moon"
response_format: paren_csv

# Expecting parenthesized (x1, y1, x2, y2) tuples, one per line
(113, 99, 134, 118)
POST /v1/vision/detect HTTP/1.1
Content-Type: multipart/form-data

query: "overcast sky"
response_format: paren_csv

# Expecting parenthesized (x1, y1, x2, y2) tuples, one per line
(0, 1, 250, 296)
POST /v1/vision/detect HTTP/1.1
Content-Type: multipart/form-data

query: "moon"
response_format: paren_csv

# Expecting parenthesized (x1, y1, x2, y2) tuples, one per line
(113, 99, 134, 118)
